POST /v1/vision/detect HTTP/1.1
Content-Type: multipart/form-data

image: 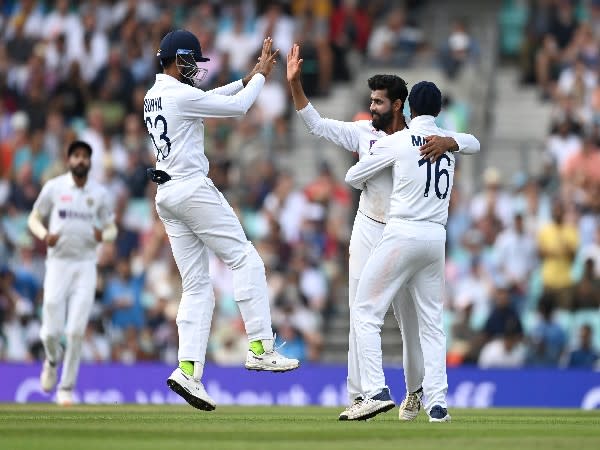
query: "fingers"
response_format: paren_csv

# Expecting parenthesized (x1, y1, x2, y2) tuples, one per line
(268, 48, 280, 62)
(261, 37, 273, 57)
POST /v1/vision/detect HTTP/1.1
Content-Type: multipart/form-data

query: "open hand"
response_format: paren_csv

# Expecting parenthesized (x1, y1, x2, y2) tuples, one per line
(254, 37, 279, 78)
(287, 43, 303, 83)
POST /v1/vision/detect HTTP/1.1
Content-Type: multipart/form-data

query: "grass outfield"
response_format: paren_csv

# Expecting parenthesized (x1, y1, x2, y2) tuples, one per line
(1, 405, 599, 450)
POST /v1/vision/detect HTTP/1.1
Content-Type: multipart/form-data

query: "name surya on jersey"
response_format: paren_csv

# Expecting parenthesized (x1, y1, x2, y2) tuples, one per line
(144, 97, 163, 113)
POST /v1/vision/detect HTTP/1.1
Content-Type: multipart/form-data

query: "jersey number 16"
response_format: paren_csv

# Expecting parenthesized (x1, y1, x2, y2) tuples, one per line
(418, 155, 451, 199)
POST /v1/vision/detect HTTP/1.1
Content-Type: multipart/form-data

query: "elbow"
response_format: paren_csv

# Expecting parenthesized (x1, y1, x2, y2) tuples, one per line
(344, 173, 361, 188)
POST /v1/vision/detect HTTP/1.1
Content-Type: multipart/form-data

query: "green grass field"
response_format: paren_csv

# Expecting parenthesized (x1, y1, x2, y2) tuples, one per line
(1, 405, 599, 450)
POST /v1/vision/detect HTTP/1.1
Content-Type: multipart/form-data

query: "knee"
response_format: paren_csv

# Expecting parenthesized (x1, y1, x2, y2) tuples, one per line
(230, 242, 263, 270)
(40, 330, 61, 342)
(419, 321, 445, 339)
(182, 271, 211, 296)
(351, 302, 383, 331)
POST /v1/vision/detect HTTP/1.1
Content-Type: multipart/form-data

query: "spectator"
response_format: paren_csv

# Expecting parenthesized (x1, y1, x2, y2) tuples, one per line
(493, 213, 538, 310)
(263, 171, 309, 244)
(215, 4, 261, 80)
(578, 226, 600, 278)
(440, 19, 479, 79)
(482, 282, 523, 342)
(561, 135, 600, 190)
(566, 324, 599, 368)
(478, 321, 527, 369)
(526, 294, 567, 366)
(329, 0, 371, 81)
(367, 8, 422, 66)
(572, 258, 600, 310)
(537, 199, 579, 308)
(103, 256, 145, 331)
(546, 116, 582, 174)
(470, 167, 514, 228)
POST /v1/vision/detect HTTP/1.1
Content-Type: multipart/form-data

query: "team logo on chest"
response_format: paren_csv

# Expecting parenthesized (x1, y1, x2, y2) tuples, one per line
(87, 197, 94, 207)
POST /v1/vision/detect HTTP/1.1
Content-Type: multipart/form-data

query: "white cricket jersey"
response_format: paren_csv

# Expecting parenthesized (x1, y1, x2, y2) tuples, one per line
(345, 115, 456, 226)
(143, 73, 265, 180)
(33, 173, 114, 260)
(298, 103, 478, 223)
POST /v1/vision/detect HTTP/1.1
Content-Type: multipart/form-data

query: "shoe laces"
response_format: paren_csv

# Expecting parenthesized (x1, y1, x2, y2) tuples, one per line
(404, 392, 421, 410)
(347, 398, 366, 413)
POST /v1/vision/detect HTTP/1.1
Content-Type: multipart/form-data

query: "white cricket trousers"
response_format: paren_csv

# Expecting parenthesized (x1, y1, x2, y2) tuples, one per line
(40, 258, 97, 390)
(347, 212, 424, 402)
(352, 219, 448, 412)
(155, 175, 273, 364)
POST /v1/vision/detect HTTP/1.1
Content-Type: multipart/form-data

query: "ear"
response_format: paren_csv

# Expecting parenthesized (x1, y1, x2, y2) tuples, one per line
(393, 99, 403, 112)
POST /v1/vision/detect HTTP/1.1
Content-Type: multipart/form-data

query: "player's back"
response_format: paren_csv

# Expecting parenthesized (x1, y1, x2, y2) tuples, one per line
(144, 74, 209, 180)
(386, 116, 455, 226)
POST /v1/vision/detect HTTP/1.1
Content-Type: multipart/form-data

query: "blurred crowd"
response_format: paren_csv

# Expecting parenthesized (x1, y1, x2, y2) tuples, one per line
(0, 0, 598, 371)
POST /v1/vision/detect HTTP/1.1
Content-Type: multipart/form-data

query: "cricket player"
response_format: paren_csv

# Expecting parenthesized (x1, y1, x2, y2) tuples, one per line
(344, 81, 458, 422)
(28, 140, 117, 406)
(144, 30, 299, 412)
(287, 44, 479, 420)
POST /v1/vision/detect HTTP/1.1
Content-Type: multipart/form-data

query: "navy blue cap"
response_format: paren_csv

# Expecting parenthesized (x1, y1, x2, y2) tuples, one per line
(408, 81, 442, 117)
(157, 29, 210, 62)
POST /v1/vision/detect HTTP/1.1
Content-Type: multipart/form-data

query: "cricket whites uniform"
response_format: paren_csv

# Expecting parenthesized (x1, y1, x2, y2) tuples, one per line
(345, 115, 456, 414)
(298, 104, 479, 403)
(34, 173, 113, 391)
(144, 73, 276, 365)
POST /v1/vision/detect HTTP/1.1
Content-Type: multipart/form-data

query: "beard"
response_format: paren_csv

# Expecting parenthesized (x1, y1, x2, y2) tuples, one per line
(71, 164, 90, 178)
(371, 109, 394, 131)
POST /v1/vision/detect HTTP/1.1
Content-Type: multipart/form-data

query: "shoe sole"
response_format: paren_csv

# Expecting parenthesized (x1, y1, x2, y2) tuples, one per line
(399, 411, 419, 421)
(338, 402, 396, 421)
(244, 364, 299, 373)
(166, 379, 216, 411)
(429, 415, 452, 423)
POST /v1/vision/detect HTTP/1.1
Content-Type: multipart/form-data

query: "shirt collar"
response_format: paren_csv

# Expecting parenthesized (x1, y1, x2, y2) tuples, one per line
(408, 115, 437, 126)
(156, 73, 179, 83)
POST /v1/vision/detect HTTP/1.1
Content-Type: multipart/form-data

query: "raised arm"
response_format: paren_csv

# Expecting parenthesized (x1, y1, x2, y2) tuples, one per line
(179, 37, 279, 118)
(208, 79, 244, 96)
(179, 74, 265, 118)
(344, 143, 396, 189)
(287, 43, 360, 152)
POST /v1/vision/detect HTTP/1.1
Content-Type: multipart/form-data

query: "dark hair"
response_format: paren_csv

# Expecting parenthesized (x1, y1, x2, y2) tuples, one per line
(160, 57, 175, 70)
(67, 140, 92, 157)
(367, 74, 408, 104)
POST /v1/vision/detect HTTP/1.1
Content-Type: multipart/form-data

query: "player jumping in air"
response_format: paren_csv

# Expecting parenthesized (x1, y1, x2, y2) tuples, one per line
(144, 30, 299, 411)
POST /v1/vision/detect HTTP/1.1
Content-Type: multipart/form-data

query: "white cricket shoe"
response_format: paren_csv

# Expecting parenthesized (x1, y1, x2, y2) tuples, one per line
(244, 338, 299, 372)
(167, 368, 216, 411)
(398, 387, 423, 421)
(56, 389, 74, 406)
(338, 397, 363, 420)
(428, 405, 452, 423)
(40, 359, 57, 393)
(339, 388, 395, 421)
